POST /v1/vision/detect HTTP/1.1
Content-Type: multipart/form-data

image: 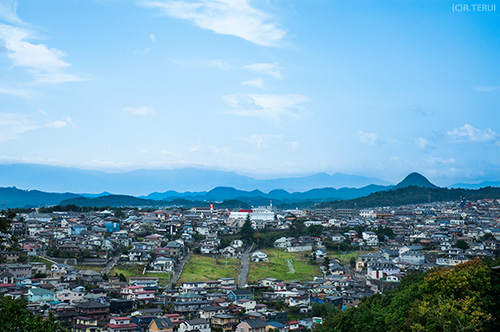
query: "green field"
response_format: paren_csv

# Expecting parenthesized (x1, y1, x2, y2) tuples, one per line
(247, 248, 321, 284)
(74, 265, 103, 273)
(325, 250, 363, 265)
(179, 255, 239, 283)
(109, 264, 146, 280)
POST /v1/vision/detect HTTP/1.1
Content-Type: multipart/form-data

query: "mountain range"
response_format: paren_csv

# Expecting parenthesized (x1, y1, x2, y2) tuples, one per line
(1, 164, 499, 208)
(0, 163, 390, 195)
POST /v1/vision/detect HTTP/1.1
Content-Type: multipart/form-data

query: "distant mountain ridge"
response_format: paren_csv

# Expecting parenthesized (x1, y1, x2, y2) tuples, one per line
(1, 170, 499, 208)
(0, 163, 390, 195)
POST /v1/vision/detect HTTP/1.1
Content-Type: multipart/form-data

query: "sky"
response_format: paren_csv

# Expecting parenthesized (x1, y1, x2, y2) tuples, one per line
(0, 0, 499, 187)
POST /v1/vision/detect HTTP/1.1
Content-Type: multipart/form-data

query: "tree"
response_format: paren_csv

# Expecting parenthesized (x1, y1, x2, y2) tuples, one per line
(0, 297, 67, 331)
(240, 214, 254, 244)
(455, 239, 469, 250)
(0, 209, 15, 249)
(315, 259, 498, 332)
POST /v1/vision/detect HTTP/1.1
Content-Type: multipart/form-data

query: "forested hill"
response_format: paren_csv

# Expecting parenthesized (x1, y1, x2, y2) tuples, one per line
(316, 185, 500, 209)
(314, 259, 500, 332)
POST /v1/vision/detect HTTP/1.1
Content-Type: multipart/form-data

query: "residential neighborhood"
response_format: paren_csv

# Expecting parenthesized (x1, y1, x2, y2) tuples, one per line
(1, 197, 499, 331)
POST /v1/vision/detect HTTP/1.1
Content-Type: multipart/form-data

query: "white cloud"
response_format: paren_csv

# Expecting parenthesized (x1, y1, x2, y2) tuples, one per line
(241, 78, 264, 88)
(0, 85, 35, 98)
(416, 137, 431, 150)
(446, 124, 497, 143)
(160, 149, 174, 156)
(204, 59, 230, 69)
(426, 156, 457, 165)
(139, 0, 287, 47)
(149, 33, 156, 42)
(224, 93, 308, 123)
(474, 86, 500, 92)
(290, 141, 298, 149)
(0, 112, 74, 141)
(358, 131, 379, 146)
(244, 62, 281, 79)
(0, 23, 88, 85)
(0, 0, 24, 25)
(122, 106, 156, 116)
(46, 117, 76, 129)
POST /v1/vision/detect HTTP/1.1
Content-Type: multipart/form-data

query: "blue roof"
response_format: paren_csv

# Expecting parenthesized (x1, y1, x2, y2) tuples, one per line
(267, 321, 286, 328)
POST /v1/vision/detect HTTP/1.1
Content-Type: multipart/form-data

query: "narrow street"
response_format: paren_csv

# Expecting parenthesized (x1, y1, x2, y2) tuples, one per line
(237, 245, 251, 288)
(101, 254, 121, 275)
(167, 251, 192, 289)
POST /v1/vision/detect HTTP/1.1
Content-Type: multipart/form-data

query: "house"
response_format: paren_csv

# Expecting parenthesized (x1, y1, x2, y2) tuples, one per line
(151, 256, 175, 272)
(211, 314, 239, 332)
(227, 289, 252, 301)
(72, 316, 101, 332)
(149, 317, 174, 332)
(27, 287, 56, 304)
(128, 248, 150, 262)
(6, 264, 32, 279)
(236, 318, 267, 332)
(107, 317, 138, 332)
(251, 251, 268, 262)
(178, 318, 211, 332)
(74, 301, 109, 322)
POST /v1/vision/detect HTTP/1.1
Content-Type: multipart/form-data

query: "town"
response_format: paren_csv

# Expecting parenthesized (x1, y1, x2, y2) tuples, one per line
(1, 197, 499, 332)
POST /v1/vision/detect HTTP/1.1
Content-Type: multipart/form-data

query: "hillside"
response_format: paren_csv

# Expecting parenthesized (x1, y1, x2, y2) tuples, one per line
(317, 185, 500, 209)
(0, 187, 81, 208)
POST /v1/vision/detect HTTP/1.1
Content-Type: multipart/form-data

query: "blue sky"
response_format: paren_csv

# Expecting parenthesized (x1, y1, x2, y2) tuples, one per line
(0, 0, 499, 186)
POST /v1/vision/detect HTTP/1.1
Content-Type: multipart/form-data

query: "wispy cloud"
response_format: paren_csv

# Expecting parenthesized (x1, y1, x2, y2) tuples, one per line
(241, 78, 264, 88)
(415, 137, 432, 150)
(473, 85, 500, 92)
(0, 112, 75, 142)
(122, 106, 156, 116)
(0, 85, 36, 98)
(244, 62, 281, 79)
(0, 21, 88, 85)
(139, 0, 287, 47)
(149, 33, 156, 42)
(358, 131, 380, 146)
(446, 124, 497, 143)
(224, 93, 308, 123)
(409, 103, 427, 117)
(0, 0, 24, 25)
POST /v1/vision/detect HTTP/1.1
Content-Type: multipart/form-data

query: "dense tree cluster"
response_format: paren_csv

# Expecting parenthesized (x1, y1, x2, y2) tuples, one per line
(0, 297, 67, 331)
(314, 258, 500, 332)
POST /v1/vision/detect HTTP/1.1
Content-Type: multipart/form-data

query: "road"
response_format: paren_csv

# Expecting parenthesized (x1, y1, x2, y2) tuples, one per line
(238, 245, 251, 288)
(101, 254, 121, 275)
(167, 251, 192, 289)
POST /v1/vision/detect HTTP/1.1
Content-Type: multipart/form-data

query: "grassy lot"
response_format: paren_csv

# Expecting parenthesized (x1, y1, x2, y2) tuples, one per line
(109, 264, 146, 280)
(247, 248, 321, 284)
(26, 255, 54, 269)
(325, 250, 363, 265)
(74, 265, 103, 273)
(178, 255, 239, 283)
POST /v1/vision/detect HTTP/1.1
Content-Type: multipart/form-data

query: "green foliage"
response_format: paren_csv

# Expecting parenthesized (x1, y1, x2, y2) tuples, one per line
(240, 214, 254, 244)
(0, 297, 68, 331)
(315, 259, 498, 332)
(455, 239, 469, 250)
(317, 186, 500, 209)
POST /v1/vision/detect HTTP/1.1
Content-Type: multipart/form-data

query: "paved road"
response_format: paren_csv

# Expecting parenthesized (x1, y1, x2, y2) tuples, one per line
(167, 252, 192, 289)
(101, 254, 121, 275)
(238, 245, 252, 288)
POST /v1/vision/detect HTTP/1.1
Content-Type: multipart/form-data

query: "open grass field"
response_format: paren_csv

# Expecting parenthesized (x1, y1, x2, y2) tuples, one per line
(109, 264, 145, 280)
(74, 265, 103, 273)
(26, 255, 54, 269)
(325, 250, 363, 265)
(247, 248, 321, 284)
(178, 255, 239, 283)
